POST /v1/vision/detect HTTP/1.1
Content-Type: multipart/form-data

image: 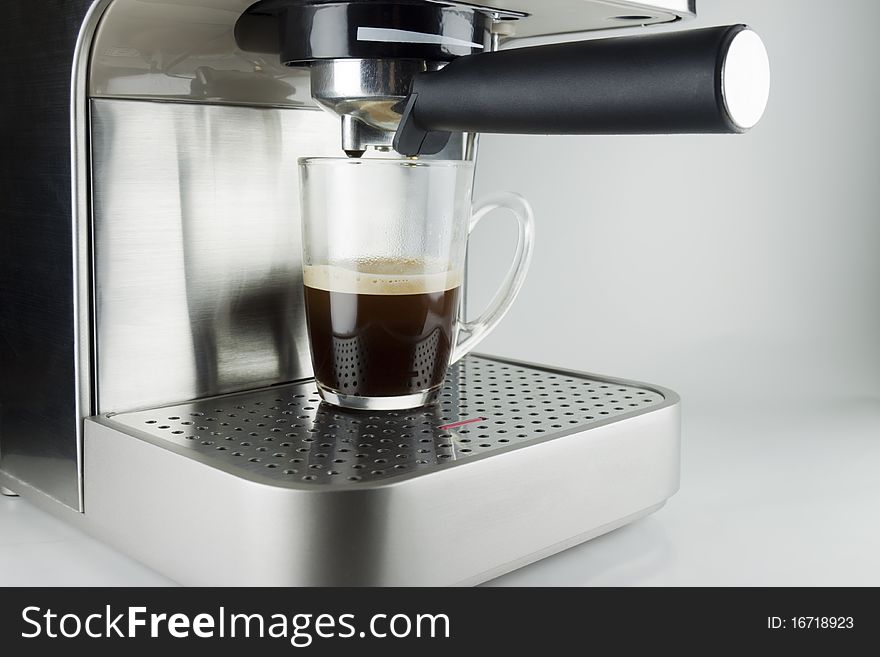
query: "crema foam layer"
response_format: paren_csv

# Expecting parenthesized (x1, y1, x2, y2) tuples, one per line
(304, 261, 461, 295)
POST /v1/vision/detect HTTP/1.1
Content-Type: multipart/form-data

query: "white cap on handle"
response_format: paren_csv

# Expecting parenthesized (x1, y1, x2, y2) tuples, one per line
(722, 28, 771, 130)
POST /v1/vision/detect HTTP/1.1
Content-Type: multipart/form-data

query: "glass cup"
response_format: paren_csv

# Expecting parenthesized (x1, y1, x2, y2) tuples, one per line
(299, 157, 533, 410)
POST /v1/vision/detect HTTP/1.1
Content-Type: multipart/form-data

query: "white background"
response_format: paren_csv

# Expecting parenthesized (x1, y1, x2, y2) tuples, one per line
(2, 0, 879, 585)
(468, 0, 880, 584)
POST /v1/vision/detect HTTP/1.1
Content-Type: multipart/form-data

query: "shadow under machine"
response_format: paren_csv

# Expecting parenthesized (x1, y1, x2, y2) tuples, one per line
(0, 0, 768, 584)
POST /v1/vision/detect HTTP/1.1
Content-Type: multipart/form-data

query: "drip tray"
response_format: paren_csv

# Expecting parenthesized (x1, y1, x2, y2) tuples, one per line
(83, 355, 680, 585)
(105, 355, 667, 487)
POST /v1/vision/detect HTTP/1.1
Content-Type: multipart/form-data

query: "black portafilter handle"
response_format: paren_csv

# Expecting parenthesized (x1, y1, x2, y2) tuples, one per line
(393, 24, 770, 156)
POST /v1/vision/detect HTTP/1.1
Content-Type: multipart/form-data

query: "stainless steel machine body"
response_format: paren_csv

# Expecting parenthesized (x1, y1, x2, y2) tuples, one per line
(0, 0, 690, 585)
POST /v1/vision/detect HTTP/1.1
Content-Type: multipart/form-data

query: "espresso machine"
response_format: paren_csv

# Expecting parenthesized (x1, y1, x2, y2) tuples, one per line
(0, 0, 768, 585)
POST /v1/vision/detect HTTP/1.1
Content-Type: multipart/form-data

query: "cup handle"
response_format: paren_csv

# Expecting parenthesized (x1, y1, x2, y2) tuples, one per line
(451, 191, 535, 364)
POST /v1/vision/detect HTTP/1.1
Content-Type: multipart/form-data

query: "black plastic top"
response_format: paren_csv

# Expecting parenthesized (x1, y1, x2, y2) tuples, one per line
(235, 0, 494, 63)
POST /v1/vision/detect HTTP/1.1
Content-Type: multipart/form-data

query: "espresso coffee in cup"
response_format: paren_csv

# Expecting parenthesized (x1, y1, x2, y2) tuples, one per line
(303, 258, 462, 398)
(299, 157, 533, 410)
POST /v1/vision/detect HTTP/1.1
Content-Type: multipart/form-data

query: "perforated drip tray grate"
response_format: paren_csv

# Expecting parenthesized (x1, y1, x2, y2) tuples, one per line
(103, 355, 666, 487)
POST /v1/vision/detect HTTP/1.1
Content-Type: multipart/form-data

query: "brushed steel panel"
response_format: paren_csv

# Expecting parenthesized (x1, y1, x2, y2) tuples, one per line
(91, 99, 342, 413)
